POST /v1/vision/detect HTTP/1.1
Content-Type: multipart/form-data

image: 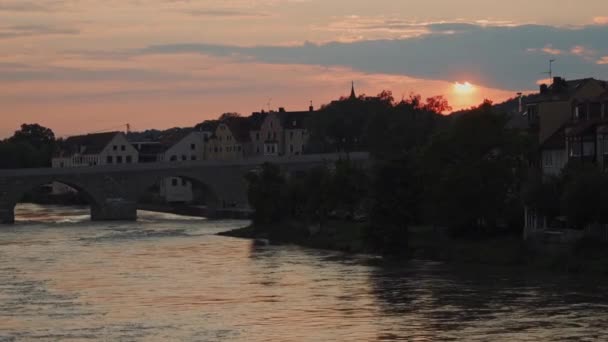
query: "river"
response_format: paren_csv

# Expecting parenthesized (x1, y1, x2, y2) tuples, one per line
(1, 204, 608, 341)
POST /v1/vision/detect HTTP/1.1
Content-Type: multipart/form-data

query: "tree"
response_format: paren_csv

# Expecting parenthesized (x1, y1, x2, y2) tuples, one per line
(368, 156, 420, 254)
(218, 112, 241, 121)
(423, 95, 452, 114)
(420, 101, 526, 234)
(10, 123, 55, 150)
(245, 163, 289, 226)
(561, 164, 608, 229)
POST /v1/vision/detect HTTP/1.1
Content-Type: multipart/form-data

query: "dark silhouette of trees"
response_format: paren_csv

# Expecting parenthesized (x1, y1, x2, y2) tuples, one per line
(218, 112, 242, 121)
(420, 101, 527, 235)
(0, 123, 57, 169)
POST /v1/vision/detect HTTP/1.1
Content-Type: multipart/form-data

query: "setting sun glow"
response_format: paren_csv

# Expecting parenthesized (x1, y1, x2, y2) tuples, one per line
(453, 81, 476, 95)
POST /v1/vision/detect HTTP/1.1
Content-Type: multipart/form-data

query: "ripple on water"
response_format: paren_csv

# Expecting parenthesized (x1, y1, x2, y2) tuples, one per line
(3, 205, 608, 341)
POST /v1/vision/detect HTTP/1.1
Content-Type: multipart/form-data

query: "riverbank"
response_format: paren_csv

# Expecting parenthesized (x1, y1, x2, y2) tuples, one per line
(219, 222, 608, 275)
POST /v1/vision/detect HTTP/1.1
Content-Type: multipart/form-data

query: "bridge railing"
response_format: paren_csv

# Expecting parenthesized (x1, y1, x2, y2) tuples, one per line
(0, 152, 371, 177)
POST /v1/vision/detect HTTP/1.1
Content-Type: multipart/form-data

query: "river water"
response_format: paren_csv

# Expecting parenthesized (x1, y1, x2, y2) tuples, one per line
(2, 204, 608, 341)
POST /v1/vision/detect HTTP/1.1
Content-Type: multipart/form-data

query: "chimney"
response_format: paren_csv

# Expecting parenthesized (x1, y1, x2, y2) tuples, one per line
(517, 92, 523, 113)
(540, 84, 549, 94)
(279, 107, 285, 113)
(309, 100, 314, 112)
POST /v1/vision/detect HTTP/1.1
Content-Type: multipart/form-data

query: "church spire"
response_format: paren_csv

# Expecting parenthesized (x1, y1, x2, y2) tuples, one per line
(349, 81, 357, 100)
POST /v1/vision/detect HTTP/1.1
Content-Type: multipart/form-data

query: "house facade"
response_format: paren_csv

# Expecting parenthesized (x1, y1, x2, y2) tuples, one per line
(526, 78, 608, 176)
(51, 132, 138, 193)
(207, 117, 252, 160)
(155, 130, 208, 203)
(52, 132, 138, 168)
(248, 107, 311, 157)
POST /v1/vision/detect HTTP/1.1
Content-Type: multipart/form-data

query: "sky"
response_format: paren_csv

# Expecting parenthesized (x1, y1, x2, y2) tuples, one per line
(1, 0, 608, 138)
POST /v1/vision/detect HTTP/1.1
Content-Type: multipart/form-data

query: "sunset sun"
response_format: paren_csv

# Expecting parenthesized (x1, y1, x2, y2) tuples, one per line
(453, 81, 476, 95)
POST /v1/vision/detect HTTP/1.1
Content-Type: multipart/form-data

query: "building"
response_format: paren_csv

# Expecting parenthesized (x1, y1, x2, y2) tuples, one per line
(53, 132, 138, 168)
(248, 107, 312, 157)
(207, 116, 252, 160)
(51, 132, 138, 193)
(564, 90, 608, 169)
(525, 77, 608, 176)
(153, 129, 208, 203)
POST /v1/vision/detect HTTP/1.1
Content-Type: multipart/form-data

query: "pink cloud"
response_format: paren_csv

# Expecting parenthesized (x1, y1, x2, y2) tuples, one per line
(593, 16, 608, 25)
(542, 45, 562, 55)
(0, 53, 518, 138)
(598, 56, 608, 65)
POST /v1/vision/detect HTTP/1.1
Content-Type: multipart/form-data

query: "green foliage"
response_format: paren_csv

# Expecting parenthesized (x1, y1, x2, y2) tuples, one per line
(0, 123, 57, 169)
(368, 156, 420, 254)
(245, 163, 289, 226)
(10, 123, 55, 150)
(307, 91, 447, 157)
(420, 102, 527, 233)
(560, 164, 608, 228)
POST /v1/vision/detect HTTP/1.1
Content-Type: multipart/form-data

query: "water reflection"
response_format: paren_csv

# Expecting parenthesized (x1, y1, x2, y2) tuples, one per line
(1, 204, 608, 341)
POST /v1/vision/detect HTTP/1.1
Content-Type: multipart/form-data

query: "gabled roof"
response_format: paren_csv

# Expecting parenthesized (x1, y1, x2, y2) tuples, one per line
(540, 125, 566, 150)
(566, 120, 600, 137)
(222, 117, 252, 143)
(195, 120, 219, 132)
(248, 112, 268, 130)
(59, 132, 121, 156)
(530, 78, 608, 103)
(156, 128, 196, 152)
(280, 110, 310, 129)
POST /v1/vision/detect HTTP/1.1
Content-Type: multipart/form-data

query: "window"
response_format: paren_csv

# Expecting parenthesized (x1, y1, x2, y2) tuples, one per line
(116, 156, 123, 164)
(126, 156, 132, 163)
(590, 103, 602, 119)
(543, 151, 553, 167)
(570, 140, 581, 157)
(191, 143, 196, 150)
(583, 141, 595, 156)
(60, 162, 65, 168)
(121, 145, 126, 151)
(214, 147, 218, 153)
(113, 145, 117, 151)
(181, 155, 187, 161)
(182, 179, 187, 186)
(256, 147, 260, 153)
(191, 155, 196, 161)
(172, 178, 178, 186)
(107, 156, 113, 164)
(290, 131, 294, 139)
(267, 133, 271, 140)
(273, 132, 277, 139)
(256, 133, 260, 140)
(290, 144, 294, 153)
(170, 155, 177, 161)
(238, 145, 242, 152)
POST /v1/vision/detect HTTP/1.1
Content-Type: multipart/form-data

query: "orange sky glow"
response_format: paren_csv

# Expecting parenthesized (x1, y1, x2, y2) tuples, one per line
(1, 0, 607, 137)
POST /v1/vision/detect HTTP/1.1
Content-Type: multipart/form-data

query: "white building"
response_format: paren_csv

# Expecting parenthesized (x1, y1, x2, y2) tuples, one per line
(51, 132, 139, 194)
(155, 130, 208, 203)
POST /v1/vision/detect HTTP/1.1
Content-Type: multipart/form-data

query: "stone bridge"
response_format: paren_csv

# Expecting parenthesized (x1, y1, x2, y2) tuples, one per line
(0, 153, 370, 224)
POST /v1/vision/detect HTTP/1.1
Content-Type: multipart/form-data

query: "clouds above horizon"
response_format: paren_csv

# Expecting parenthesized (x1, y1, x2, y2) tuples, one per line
(1, 0, 608, 137)
(142, 23, 608, 90)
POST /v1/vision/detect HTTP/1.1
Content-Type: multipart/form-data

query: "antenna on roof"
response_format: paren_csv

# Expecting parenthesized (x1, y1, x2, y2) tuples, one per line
(541, 59, 556, 81)
(267, 98, 272, 112)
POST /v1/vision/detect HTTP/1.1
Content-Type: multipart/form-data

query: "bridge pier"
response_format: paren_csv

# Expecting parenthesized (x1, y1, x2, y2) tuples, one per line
(91, 199, 137, 222)
(0, 207, 14, 224)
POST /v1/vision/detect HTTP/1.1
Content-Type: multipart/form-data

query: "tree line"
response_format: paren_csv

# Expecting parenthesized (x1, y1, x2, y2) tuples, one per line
(246, 94, 533, 254)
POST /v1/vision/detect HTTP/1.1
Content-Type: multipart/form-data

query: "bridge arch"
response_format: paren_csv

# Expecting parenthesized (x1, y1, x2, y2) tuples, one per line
(5, 178, 105, 224)
(134, 172, 223, 214)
